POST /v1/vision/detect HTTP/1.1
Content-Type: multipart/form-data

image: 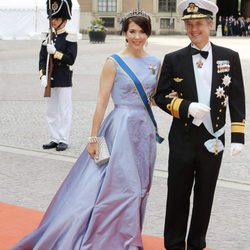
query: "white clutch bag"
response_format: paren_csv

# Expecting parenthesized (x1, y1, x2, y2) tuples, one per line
(95, 136, 110, 166)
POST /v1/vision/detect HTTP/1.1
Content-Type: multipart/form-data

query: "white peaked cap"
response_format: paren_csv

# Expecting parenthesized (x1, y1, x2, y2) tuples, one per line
(177, 0, 218, 20)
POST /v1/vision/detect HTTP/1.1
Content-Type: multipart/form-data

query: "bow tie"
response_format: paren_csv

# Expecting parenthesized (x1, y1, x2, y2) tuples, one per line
(191, 47, 209, 59)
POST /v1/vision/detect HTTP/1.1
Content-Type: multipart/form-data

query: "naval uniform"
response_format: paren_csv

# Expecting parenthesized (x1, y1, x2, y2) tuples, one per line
(154, 42, 245, 250)
(39, 27, 77, 145)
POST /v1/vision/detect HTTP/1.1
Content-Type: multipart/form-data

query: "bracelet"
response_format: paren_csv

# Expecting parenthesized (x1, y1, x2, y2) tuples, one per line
(88, 136, 98, 144)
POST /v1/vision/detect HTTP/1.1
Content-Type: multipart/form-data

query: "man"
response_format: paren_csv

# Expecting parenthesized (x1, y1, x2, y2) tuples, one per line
(154, 0, 246, 249)
(39, 0, 77, 151)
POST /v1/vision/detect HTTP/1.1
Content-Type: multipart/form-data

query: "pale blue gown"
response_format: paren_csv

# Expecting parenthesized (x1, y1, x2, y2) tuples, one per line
(11, 54, 161, 250)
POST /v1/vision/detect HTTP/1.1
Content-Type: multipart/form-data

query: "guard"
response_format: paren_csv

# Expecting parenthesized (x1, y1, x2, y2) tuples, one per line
(39, 0, 78, 151)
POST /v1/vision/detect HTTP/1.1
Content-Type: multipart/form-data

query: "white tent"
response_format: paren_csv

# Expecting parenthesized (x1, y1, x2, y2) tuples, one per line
(0, 0, 80, 40)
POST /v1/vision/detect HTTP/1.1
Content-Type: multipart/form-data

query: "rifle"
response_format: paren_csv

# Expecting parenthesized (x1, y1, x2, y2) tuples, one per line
(44, 0, 53, 97)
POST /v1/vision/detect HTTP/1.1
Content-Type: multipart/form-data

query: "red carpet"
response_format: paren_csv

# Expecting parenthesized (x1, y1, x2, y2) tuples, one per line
(0, 202, 212, 250)
(0, 202, 44, 250)
(0, 202, 165, 250)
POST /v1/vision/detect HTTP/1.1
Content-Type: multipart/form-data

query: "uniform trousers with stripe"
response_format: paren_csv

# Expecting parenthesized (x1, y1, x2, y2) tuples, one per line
(164, 122, 224, 250)
(46, 87, 72, 145)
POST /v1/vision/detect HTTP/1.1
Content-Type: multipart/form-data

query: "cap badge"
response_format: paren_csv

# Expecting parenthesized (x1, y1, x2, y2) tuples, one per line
(52, 2, 59, 12)
(187, 3, 199, 13)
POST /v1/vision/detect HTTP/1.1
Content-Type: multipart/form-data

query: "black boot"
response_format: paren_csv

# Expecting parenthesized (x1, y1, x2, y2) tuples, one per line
(56, 142, 68, 151)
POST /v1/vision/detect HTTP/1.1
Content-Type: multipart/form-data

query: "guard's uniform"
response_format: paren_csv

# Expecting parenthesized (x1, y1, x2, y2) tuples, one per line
(39, 28, 77, 145)
(39, 29, 77, 88)
(154, 1, 246, 249)
(40, 0, 77, 150)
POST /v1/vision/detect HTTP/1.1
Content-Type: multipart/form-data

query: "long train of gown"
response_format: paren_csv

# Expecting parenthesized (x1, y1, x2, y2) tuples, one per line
(11, 54, 161, 250)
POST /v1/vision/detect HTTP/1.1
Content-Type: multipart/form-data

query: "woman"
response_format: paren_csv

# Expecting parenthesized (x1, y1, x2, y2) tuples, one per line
(12, 10, 161, 250)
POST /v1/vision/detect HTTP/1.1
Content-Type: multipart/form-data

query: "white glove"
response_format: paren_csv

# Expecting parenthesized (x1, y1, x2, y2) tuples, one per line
(230, 143, 244, 156)
(189, 102, 210, 127)
(47, 43, 56, 54)
(189, 102, 211, 119)
(40, 75, 47, 87)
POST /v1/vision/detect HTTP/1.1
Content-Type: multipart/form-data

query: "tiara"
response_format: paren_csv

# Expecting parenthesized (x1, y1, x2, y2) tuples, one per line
(120, 9, 150, 24)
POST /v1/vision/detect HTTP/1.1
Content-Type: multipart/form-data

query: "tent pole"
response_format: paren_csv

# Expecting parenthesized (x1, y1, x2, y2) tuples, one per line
(35, 0, 37, 33)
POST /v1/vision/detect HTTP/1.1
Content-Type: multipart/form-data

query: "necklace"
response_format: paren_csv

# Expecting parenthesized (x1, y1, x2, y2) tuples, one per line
(196, 59, 203, 68)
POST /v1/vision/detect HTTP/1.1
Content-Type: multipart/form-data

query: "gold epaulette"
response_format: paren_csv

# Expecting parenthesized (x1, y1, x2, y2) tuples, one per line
(166, 97, 183, 119)
(231, 121, 246, 133)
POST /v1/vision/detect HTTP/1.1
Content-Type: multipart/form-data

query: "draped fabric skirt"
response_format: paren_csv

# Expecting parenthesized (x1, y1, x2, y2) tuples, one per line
(11, 105, 156, 250)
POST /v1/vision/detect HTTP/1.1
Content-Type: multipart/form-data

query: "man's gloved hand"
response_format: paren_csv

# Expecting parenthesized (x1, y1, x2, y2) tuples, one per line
(230, 143, 244, 156)
(40, 75, 47, 87)
(189, 102, 211, 119)
(188, 102, 211, 126)
(47, 43, 56, 54)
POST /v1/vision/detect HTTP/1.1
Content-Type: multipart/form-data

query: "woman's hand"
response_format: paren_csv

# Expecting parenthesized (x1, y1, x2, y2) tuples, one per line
(87, 142, 99, 160)
(165, 90, 178, 98)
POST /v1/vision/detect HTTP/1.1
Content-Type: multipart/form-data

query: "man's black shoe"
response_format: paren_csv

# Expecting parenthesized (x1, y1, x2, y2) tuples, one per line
(56, 142, 68, 151)
(43, 141, 58, 149)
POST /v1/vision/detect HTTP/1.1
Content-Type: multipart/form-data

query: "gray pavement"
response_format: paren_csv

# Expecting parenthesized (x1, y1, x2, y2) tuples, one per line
(0, 35, 250, 249)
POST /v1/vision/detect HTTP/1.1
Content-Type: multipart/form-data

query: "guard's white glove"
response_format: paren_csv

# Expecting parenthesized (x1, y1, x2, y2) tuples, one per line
(40, 75, 47, 87)
(188, 102, 210, 126)
(230, 143, 244, 156)
(47, 43, 56, 54)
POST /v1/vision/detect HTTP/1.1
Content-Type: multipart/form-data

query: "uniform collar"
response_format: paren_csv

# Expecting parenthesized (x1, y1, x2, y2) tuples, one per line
(56, 27, 66, 35)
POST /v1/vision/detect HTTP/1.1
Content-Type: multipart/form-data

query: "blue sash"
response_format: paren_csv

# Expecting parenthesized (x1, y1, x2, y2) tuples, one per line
(111, 54, 164, 143)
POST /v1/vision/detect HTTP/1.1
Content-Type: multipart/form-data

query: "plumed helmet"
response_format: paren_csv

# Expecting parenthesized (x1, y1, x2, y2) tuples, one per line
(47, 0, 72, 20)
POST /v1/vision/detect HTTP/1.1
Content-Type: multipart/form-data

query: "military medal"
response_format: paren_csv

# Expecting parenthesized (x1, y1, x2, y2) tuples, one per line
(216, 60, 230, 73)
(196, 59, 203, 68)
(222, 74, 231, 87)
(215, 86, 225, 99)
(214, 141, 219, 155)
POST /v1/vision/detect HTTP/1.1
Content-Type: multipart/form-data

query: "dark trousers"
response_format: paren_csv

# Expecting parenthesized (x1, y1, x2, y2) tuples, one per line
(164, 124, 224, 250)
